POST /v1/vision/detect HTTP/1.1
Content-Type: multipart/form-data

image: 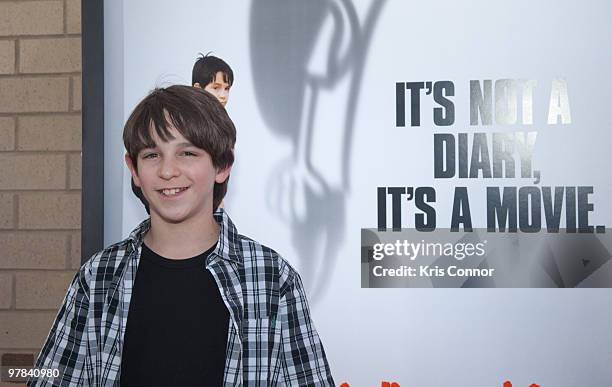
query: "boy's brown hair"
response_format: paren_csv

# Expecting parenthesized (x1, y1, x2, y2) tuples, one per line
(123, 85, 236, 211)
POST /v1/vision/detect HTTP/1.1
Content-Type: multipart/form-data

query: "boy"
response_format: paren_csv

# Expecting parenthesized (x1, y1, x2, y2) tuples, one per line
(131, 54, 234, 213)
(29, 86, 334, 386)
(192, 53, 233, 107)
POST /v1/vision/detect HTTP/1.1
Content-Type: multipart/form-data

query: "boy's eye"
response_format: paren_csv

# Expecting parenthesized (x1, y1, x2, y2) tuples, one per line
(182, 151, 197, 156)
(142, 152, 158, 159)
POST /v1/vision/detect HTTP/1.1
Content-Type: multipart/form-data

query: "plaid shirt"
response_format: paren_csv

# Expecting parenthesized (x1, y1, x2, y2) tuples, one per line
(28, 209, 335, 386)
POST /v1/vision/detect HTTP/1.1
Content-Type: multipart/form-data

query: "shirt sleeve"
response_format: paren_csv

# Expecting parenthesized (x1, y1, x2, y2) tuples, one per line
(27, 269, 90, 386)
(279, 271, 335, 386)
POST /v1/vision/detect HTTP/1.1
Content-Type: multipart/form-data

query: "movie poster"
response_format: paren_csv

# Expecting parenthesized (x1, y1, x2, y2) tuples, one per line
(105, 1, 612, 385)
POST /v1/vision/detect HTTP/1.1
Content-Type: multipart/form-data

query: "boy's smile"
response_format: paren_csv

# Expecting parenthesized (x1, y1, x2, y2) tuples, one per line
(159, 187, 189, 197)
(126, 125, 230, 225)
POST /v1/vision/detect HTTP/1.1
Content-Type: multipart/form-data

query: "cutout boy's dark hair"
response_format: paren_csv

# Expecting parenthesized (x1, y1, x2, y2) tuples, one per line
(124, 85, 236, 211)
(192, 53, 234, 87)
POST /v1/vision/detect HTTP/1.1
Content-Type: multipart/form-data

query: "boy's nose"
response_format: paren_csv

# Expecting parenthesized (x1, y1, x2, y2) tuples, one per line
(159, 158, 180, 179)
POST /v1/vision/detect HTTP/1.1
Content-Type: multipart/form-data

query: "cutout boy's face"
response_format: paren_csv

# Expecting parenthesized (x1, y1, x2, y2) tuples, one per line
(200, 72, 231, 107)
(125, 125, 230, 224)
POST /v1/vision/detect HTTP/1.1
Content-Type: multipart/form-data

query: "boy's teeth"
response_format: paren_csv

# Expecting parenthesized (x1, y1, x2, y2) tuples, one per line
(162, 188, 184, 196)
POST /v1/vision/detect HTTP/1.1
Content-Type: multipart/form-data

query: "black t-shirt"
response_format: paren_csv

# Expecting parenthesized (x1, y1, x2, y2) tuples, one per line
(120, 242, 229, 387)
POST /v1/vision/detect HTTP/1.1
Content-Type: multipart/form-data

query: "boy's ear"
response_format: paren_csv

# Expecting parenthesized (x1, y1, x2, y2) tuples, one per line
(215, 165, 232, 184)
(193, 82, 202, 88)
(125, 154, 142, 187)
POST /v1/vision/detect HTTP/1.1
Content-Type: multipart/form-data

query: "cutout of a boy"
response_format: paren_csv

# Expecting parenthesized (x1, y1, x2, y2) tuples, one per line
(192, 53, 233, 107)
(29, 86, 334, 386)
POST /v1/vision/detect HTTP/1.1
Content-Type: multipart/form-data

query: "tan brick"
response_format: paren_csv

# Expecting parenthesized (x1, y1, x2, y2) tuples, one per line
(70, 232, 81, 269)
(0, 382, 26, 387)
(1, 382, 27, 387)
(0, 154, 65, 189)
(0, 231, 67, 269)
(72, 75, 81, 111)
(15, 271, 75, 310)
(68, 153, 81, 189)
(0, 311, 56, 348)
(0, 382, 27, 387)
(1, 352, 35, 383)
(0, 77, 69, 113)
(0, 273, 12, 309)
(0, 40, 15, 74)
(0, 193, 15, 229)
(19, 38, 81, 74)
(0, 117, 15, 151)
(0, 1, 63, 36)
(18, 115, 81, 151)
(18, 192, 80, 229)
(66, 0, 81, 34)
(1, 352, 36, 367)
(1, 352, 35, 365)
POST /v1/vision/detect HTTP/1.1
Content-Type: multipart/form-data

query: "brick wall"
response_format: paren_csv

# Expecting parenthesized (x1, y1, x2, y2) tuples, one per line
(0, 1, 82, 385)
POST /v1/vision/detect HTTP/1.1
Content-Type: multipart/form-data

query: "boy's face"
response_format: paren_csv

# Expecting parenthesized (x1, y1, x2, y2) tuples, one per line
(201, 72, 231, 107)
(125, 125, 230, 224)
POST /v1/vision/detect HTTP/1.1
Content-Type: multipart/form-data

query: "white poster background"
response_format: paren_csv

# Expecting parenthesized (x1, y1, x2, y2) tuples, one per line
(104, 1, 612, 385)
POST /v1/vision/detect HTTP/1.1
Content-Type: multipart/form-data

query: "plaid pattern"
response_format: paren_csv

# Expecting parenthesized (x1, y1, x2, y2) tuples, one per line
(27, 209, 335, 386)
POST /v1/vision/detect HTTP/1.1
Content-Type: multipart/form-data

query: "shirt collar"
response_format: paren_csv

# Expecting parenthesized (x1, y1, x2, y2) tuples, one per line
(127, 208, 242, 265)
